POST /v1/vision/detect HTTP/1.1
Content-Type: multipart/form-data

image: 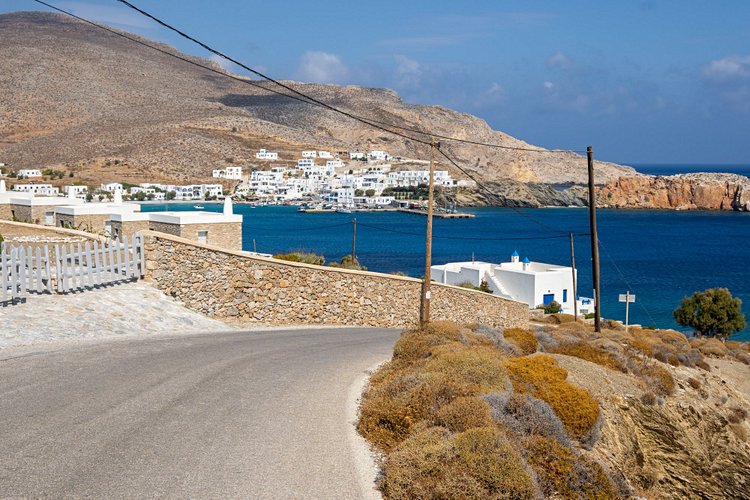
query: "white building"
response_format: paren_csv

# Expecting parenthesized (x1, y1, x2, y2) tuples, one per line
(297, 158, 315, 169)
(368, 150, 390, 161)
(326, 159, 344, 169)
(349, 151, 366, 160)
(255, 149, 279, 160)
(431, 251, 594, 315)
(212, 166, 243, 180)
(166, 184, 223, 200)
(101, 182, 123, 192)
(18, 169, 42, 178)
(12, 183, 59, 196)
(301, 150, 317, 159)
(64, 185, 88, 196)
(318, 151, 333, 159)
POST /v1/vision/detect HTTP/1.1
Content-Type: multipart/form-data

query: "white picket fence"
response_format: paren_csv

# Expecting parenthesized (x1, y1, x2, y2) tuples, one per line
(1, 236, 144, 303)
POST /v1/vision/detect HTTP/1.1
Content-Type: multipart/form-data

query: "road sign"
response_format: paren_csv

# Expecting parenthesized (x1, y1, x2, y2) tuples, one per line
(619, 291, 635, 334)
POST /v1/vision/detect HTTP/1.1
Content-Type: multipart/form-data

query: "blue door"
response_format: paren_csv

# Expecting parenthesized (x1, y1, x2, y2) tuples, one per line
(562, 289, 568, 303)
(543, 293, 555, 305)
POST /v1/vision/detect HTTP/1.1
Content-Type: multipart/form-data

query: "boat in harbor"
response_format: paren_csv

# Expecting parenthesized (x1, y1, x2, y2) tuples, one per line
(194, 204, 205, 209)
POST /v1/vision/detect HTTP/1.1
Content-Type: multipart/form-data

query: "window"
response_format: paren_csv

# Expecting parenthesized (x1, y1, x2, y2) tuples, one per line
(45, 211, 54, 225)
(563, 289, 568, 303)
(543, 293, 555, 305)
(198, 230, 208, 244)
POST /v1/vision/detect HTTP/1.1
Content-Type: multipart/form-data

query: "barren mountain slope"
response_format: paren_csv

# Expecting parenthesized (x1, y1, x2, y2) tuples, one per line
(0, 12, 633, 190)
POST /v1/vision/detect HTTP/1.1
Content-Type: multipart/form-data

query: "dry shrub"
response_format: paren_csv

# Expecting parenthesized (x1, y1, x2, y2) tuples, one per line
(697, 359, 712, 371)
(556, 321, 596, 339)
(435, 396, 494, 432)
(729, 423, 748, 442)
(687, 377, 702, 390)
(547, 313, 577, 325)
(726, 340, 750, 353)
(603, 319, 625, 331)
(485, 391, 571, 447)
(628, 336, 655, 357)
(729, 350, 750, 365)
(691, 337, 729, 357)
(504, 355, 601, 442)
(552, 342, 628, 372)
(638, 364, 676, 396)
(358, 370, 438, 451)
(471, 324, 520, 356)
(381, 426, 539, 500)
(392, 331, 452, 364)
(523, 435, 620, 499)
(640, 392, 657, 405)
(728, 407, 748, 424)
(425, 346, 508, 395)
(503, 328, 538, 355)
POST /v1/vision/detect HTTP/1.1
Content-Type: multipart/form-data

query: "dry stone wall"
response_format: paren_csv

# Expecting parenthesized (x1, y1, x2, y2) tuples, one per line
(143, 232, 529, 329)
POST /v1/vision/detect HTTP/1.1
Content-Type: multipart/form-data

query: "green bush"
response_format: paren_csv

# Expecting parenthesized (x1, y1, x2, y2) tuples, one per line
(272, 252, 325, 265)
(327, 254, 366, 270)
(543, 301, 562, 314)
(674, 288, 746, 340)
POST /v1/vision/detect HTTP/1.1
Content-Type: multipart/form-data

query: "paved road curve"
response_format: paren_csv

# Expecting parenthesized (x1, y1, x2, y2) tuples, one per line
(0, 328, 399, 498)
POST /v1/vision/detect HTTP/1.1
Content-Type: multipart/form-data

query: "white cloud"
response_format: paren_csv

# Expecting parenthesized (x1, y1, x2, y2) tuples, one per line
(296, 51, 349, 84)
(543, 81, 555, 89)
(546, 51, 574, 71)
(394, 55, 423, 89)
(702, 55, 750, 81)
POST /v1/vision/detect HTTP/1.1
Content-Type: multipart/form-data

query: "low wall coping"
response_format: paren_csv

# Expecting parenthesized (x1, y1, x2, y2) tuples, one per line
(0, 220, 105, 241)
(142, 230, 527, 306)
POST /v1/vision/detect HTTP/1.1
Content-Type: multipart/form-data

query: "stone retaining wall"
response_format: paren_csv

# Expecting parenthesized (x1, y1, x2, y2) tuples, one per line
(143, 231, 529, 329)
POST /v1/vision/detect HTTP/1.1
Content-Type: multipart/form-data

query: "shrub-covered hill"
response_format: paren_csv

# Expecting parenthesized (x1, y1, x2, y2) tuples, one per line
(358, 320, 750, 499)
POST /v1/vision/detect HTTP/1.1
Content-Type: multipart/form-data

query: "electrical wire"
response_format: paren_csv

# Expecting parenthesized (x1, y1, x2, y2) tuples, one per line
(109, 0, 585, 155)
(357, 222, 589, 241)
(598, 238, 658, 325)
(31, 0, 584, 235)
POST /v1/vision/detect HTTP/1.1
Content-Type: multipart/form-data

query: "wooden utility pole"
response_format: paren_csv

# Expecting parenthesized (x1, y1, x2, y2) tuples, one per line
(351, 217, 357, 260)
(420, 138, 437, 325)
(587, 146, 602, 332)
(570, 232, 578, 321)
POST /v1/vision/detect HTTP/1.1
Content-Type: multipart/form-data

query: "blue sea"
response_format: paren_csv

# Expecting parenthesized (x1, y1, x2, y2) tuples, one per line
(142, 198, 750, 341)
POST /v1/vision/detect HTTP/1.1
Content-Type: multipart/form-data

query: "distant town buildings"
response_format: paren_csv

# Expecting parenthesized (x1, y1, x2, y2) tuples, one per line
(12, 183, 59, 196)
(255, 149, 279, 160)
(17, 169, 42, 178)
(212, 166, 243, 180)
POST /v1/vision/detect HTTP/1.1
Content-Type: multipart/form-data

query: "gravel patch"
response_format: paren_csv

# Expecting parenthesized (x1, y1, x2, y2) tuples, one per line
(0, 281, 236, 348)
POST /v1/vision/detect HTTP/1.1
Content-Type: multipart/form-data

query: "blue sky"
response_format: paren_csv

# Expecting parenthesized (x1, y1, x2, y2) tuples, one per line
(7, 0, 750, 165)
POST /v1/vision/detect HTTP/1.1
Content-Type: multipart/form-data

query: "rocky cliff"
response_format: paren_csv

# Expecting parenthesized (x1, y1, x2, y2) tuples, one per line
(599, 173, 750, 211)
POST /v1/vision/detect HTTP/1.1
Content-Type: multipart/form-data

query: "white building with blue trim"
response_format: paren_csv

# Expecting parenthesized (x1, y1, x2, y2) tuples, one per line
(431, 251, 594, 315)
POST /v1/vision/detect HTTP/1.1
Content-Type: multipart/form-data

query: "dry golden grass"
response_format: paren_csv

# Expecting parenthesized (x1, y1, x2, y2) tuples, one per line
(523, 435, 619, 499)
(504, 355, 601, 441)
(639, 364, 676, 395)
(690, 337, 729, 357)
(687, 377, 702, 390)
(546, 313, 578, 325)
(552, 342, 628, 372)
(503, 327, 538, 355)
(381, 426, 539, 499)
(435, 396, 495, 432)
(424, 346, 508, 395)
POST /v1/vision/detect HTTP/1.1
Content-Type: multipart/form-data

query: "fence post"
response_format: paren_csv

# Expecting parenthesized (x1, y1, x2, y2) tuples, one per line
(44, 245, 52, 293)
(2, 246, 8, 303)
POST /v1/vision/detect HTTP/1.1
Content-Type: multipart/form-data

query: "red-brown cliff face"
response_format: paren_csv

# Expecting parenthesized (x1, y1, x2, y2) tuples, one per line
(598, 173, 750, 211)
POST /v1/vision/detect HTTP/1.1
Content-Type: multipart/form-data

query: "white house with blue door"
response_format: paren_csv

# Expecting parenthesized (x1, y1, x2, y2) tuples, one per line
(430, 251, 594, 315)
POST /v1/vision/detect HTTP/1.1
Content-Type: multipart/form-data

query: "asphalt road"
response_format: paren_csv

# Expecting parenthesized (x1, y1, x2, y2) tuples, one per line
(0, 327, 400, 498)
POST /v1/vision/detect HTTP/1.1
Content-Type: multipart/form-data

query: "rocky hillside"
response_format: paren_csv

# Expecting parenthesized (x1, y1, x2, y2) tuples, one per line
(0, 11, 633, 198)
(599, 173, 750, 211)
(358, 320, 750, 499)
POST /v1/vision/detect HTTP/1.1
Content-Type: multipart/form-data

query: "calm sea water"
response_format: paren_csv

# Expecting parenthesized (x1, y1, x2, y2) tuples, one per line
(142, 202, 750, 341)
(634, 164, 750, 177)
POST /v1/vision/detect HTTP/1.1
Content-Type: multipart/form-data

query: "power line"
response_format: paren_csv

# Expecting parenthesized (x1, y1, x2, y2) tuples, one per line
(107, 0, 585, 155)
(598, 238, 658, 325)
(32, 0, 583, 234)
